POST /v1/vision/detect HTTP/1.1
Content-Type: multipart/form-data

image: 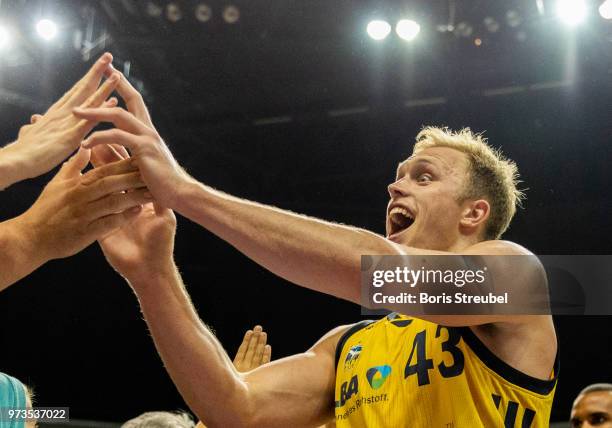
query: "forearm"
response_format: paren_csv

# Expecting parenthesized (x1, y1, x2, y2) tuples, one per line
(130, 267, 252, 427)
(0, 216, 48, 291)
(174, 179, 402, 303)
(0, 143, 28, 190)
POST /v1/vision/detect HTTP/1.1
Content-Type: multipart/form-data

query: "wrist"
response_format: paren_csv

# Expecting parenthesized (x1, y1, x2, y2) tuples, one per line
(123, 261, 179, 292)
(173, 173, 200, 214)
(1, 214, 51, 271)
(0, 143, 29, 189)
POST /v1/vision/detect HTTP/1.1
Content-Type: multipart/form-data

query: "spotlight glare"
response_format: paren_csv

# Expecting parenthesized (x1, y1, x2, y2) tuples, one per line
(600, 0, 612, 19)
(36, 19, 57, 40)
(166, 2, 182, 23)
(556, 0, 587, 26)
(195, 4, 212, 22)
(223, 5, 240, 24)
(396, 19, 420, 41)
(0, 26, 10, 49)
(367, 20, 391, 41)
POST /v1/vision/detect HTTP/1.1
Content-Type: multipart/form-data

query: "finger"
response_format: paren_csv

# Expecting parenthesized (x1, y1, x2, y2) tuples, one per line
(82, 171, 145, 202)
(253, 331, 267, 367)
(81, 157, 137, 185)
(88, 206, 142, 240)
(104, 64, 154, 128)
(80, 127, 144, 153)
(243, 326, 262, 364)
(56, 148, 91, 179)
(86, 188, 152, 220)
(233, 330, 253, 365)
(81, 72, 120, 109)
(74, 107, 150, 138)
(90, 144, 125, 168)
(111, 143, 130, 159)
(262, 345, 272, 364)
(30, 114, 43, 124)
(104, 97, 119, 108)
(51, 53, 113, 111)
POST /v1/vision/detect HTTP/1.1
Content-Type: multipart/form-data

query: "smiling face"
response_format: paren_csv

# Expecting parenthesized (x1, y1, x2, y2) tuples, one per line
(571, 391, 612, 428)
(386, 146, 477, 250)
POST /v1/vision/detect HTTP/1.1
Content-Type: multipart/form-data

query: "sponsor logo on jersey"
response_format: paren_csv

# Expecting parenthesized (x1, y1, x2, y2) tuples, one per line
(366, 365, 392, 389)
(344, 343, 363, 370)
(335, 374, 359, 407)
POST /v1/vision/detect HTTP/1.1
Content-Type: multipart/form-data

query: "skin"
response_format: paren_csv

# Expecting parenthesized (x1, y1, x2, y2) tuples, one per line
(0, 148, 150, 291)
(81, 69, 556, 426)
(571, 391, 612, 428)
(0, 52, 119, 189)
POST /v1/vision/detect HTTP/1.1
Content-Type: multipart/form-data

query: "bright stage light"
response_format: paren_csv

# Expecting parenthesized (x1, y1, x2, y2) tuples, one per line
(556, 0, 588, 26)
(396, 19, 420, 41)
(600, 0, 612, 19)
(36, 19, 57, 40)
(0, 26, 10, 49)
(367, 20, 391, 41)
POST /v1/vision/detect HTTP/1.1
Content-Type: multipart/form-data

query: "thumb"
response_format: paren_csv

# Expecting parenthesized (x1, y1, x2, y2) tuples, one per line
(90, 144, 125, 168)
(57, 148, 91, 179)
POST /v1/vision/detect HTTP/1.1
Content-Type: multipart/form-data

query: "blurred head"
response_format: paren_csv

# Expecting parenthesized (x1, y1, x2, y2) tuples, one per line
(386, 127, 523, 250)
(0, 372, 34, 428)
(122, 411, 195, 428)
(571, 384, 612, 428)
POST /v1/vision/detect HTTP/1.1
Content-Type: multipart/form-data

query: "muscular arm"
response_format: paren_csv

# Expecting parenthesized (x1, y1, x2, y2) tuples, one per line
(0, 217, 47, 291)
(174, 182, 544, 326)
(132, 265, 346, 428)
(176, 180, 402, 304)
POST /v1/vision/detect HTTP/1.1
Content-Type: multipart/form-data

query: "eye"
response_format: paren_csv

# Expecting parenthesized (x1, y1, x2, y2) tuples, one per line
(417, 173, 432, 183)
(570, 418, 582, 428)
(589, 413, 609, 425)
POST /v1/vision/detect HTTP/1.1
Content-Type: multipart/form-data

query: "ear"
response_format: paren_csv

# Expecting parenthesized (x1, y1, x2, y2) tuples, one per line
(459, 199, 490, 235)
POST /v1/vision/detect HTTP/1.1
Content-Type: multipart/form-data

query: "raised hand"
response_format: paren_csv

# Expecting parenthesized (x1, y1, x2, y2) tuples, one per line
(0, 53, 120, 188)
(73, 67, 191, 210)
(90, 140, 177, 283)
(232, 325, 272, 372)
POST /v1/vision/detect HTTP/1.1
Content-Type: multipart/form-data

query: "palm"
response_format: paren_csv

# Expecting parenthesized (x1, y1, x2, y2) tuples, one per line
(99, 202, 176, 275)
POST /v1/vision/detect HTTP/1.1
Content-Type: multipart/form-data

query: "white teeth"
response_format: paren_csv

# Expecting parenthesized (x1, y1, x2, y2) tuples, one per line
(389, 206, 414, 221)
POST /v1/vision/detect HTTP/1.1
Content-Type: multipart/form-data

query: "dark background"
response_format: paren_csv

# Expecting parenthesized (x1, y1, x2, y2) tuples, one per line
(1, 0, 611, 424)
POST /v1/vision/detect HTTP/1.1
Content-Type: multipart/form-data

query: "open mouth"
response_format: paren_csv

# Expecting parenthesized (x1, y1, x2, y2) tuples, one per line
(388, 206, 415, 237)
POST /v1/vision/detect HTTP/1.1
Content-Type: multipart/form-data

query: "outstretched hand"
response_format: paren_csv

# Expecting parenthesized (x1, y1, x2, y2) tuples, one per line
(74, 66, 191, 210)
(1, 53, 121, 188)
(91, 146, 177, 283)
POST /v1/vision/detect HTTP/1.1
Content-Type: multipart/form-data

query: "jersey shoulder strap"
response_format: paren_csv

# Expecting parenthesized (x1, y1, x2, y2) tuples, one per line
(334, 319, 375, 371)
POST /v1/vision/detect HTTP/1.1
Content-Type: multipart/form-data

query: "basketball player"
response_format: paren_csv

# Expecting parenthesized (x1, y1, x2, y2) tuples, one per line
(82, 67, 558, 427)
(570, 384, 612, 428)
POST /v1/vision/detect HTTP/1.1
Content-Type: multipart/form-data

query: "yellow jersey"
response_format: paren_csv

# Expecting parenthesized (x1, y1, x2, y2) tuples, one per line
(334, 313, 558, 427)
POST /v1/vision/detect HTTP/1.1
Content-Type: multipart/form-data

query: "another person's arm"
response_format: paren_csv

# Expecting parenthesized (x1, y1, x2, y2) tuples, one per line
(91, 145, 339, 427)
(0, 149, 149, 291)
(0, 52, 118, 189)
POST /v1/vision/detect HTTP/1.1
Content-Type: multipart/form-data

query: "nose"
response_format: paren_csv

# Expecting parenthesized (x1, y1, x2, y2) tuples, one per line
(387, 178, 409, 199)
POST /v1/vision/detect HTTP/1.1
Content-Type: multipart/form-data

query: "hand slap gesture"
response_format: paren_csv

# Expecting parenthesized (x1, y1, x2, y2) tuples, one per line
(3, 53, 121, 185)
(74, 67, 190, 210)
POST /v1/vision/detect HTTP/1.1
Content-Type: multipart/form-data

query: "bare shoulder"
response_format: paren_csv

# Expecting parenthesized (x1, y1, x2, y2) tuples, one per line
(465, 239, 534, 256)
(310, 323, 357, 356)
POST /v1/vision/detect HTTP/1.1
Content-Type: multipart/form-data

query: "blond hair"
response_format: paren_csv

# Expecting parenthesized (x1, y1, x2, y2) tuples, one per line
(413, 126, 524, 240)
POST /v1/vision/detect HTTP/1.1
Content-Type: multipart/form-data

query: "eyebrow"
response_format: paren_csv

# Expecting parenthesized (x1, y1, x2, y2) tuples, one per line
(397, 157, 439, 177)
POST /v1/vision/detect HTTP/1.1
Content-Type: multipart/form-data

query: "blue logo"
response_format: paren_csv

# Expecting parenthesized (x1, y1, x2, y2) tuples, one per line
(366, 365, 392, 389)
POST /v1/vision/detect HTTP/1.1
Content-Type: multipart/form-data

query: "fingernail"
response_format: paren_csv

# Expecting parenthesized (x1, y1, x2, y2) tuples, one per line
(109, 73, 119, 83)
(129, 206, 141, 213)
(82, 139, 90, 148)
(144, 191, 153, 199)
